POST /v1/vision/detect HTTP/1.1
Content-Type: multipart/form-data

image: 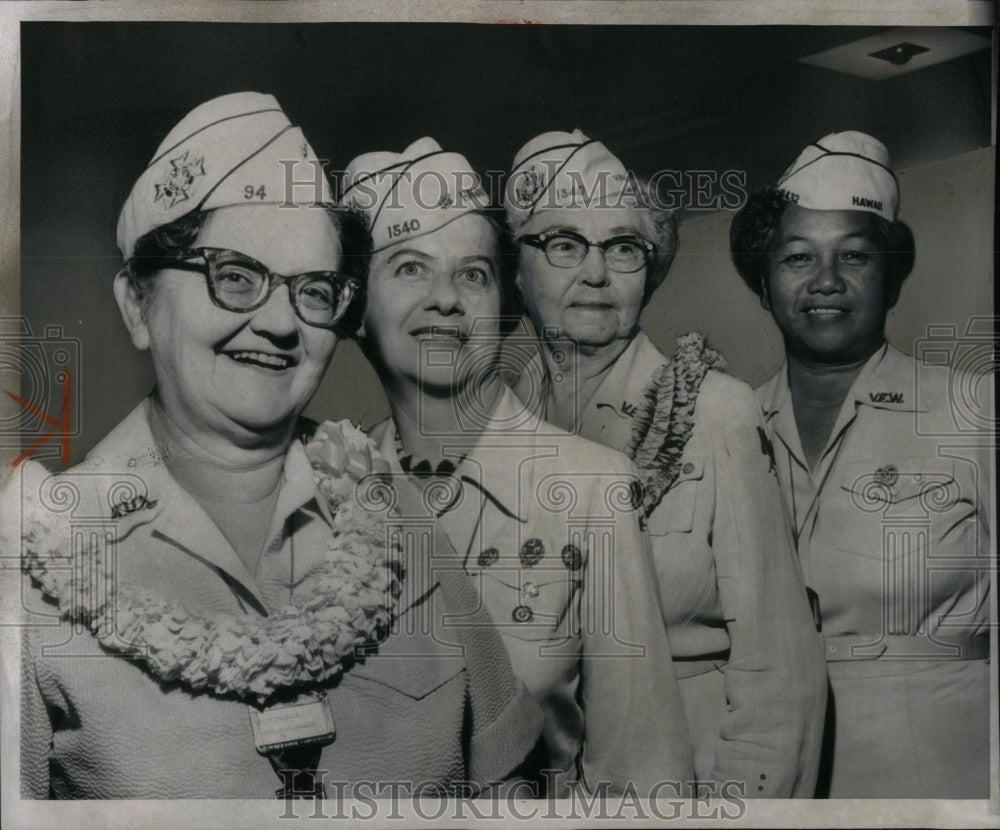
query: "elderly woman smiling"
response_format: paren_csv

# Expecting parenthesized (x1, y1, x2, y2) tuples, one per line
(508, 131, 827, 797)
(7, 93, 540, 799)
(341, 138, 695, 796)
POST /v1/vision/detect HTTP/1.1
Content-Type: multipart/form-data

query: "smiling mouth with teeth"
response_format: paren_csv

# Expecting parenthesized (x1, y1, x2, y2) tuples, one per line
(225, 350, 295, 369)
(412, 326, 465, 341)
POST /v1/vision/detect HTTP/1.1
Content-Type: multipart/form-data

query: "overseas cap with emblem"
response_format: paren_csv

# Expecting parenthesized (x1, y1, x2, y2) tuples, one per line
(777, 131, 899, 222)
(116, 91, 332, 260)
(505, 129, 639, 233)
(339, 137, 490, 254)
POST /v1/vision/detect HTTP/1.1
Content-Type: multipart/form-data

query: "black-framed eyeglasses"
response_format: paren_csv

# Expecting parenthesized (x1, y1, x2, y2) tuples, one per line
(519, 230, 656, 273)
(131, 247, 360, 328)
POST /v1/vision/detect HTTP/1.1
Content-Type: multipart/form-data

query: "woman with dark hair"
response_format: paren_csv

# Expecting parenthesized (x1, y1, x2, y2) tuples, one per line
(6, 93, 541, 799)
(730, 188, 916, 332)
(731, 131, 991, 798)
(507, 130, 827, 797)
(341, 138, 695, 796)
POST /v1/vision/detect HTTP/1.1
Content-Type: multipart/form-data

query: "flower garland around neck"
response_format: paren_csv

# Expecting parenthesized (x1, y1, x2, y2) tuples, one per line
(624, 332, 726, 522)
(18, 419, 401, 706)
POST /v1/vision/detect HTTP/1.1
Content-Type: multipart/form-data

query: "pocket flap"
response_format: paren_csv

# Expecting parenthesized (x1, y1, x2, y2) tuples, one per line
(674, 457, 705, 484)
(480, 568, 579, 643)
(839, 457, 955, 504)
(646, 456, 703, 536)
(350, 624, 466, 700)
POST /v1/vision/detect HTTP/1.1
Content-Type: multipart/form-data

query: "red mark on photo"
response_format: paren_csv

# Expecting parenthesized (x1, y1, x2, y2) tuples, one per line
(5, 366, 72, 466)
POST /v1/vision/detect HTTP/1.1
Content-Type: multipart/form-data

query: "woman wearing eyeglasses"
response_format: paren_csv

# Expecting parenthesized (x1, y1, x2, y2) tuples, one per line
(8, 93, 541, 799)
(340, 138, 695, 797)
(508, 131, 827, 797)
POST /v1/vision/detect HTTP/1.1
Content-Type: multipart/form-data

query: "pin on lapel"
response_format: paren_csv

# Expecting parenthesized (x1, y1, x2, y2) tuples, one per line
(874, 464, 899, 488)
(109, 494, 157, 519)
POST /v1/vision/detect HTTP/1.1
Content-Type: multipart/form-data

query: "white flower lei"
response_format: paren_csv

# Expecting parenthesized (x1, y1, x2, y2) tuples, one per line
(19, 419, 400, 705)
(624, 332, 726, 522)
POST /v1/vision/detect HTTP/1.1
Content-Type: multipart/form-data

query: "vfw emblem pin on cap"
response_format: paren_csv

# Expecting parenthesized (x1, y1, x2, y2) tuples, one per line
(514, 165, 545, 206)
(153, 150, 207, 210)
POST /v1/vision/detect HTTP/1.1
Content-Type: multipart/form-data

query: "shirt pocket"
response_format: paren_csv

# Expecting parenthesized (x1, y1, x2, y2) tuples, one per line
(349, 627, 466, 700)
(835, 456, 959, 561)
(481, 568, 580, 644)
(646, 456, 704, 536)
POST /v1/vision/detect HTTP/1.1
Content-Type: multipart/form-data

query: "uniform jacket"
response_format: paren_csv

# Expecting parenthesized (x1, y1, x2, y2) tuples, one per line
(6, 399, 542, 799)
(756, 343, 992, 798)
(369, 384, 695, 796)
(516, 332, 827, 797)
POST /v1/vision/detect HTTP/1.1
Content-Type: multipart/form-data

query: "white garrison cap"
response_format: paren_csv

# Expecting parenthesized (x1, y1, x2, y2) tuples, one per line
(339, 137, 490, 254)
(776, 131, 899, 221)
(505, 129, 638, 232)
(116, 91, 332, 260)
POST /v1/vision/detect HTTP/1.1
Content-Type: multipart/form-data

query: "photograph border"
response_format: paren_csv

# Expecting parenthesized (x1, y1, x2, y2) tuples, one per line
(1, 2, 996, 828)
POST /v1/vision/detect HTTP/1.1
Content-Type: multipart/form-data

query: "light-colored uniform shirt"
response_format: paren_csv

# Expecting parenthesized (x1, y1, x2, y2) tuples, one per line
(755, 343, 992, 798)
(516, 332, 827, 797)
(369, 384, 695, 796)
(5, 400, 541, 798)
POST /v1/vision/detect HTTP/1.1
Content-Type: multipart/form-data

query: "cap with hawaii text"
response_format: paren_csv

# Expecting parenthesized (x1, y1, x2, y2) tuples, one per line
(339, 138, 490, 254)
(116, 91, 332, 260)
(776, 131, 900, 221)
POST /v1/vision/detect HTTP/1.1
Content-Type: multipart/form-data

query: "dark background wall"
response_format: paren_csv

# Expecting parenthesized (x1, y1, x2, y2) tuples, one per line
(15, 22, 995, 465)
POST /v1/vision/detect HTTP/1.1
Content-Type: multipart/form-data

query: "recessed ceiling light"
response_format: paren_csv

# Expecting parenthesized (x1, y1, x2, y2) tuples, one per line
(869, 42, 932, 66)
(800, 28, 991, 80)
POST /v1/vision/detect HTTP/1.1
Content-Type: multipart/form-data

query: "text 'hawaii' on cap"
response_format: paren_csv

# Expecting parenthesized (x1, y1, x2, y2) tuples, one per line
(776, 131, 899, 221)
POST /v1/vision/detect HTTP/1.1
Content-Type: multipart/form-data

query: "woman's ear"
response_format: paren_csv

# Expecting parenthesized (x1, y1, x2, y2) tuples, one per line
(355, 310, 368, 341)
(113, 268, 151, 350)
(886, 274, 903, 311)
(759, 276, 771, 312)
(644, 251, 675, 301)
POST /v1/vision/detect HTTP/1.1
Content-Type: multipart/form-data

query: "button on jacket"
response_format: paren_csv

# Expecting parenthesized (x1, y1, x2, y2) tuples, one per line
(755, 343, 991, 798)
(369, 385, 695, 796)
(6, 399, 541, 799)
(516, 332, 827, 797)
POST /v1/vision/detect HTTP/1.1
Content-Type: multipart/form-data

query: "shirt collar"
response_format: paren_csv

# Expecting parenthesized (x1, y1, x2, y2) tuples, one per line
(852, 342, 924, 413)
(754, 359, 805, 475)
(513, 332, 654, 441)
(756, 368, 785, 425)
(373, 384, 540, 522)
(275, 437, 323, 522)
(586, 331, 651, 404)
(579, 332, 663, 438)
(759, 342, 924, 470)
(86, 399, 320, 612)
(761, 342, 923, 420)
(512, 349, 546, 419)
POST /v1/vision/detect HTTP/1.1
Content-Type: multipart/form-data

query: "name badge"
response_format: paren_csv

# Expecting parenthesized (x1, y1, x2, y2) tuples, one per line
(249, 693, 336, 754)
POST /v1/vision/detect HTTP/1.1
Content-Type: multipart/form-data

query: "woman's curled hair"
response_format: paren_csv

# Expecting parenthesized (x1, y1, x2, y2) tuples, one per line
(633, 176, 679, 303)
(730, 187, 915, 300)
